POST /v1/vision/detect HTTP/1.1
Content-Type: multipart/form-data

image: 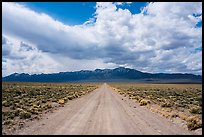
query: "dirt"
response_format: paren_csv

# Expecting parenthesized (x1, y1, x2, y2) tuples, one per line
(11, 83, 201, 135)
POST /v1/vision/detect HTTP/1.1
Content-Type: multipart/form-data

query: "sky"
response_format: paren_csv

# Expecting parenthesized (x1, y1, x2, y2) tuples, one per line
(2, 2, 202, 77)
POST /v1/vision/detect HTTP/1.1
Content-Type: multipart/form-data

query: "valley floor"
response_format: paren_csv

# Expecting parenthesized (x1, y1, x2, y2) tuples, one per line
(12, 83, 201, 135)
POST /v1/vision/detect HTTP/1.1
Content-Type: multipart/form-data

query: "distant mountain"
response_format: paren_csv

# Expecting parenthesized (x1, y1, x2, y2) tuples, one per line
(2, 67, 202, 83)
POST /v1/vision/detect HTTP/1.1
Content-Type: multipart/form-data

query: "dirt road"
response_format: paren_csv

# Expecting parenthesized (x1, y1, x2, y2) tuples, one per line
(14, 83, 196, 135)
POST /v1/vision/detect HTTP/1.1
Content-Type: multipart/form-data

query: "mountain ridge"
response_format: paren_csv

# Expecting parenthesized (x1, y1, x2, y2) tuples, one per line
(2, 67, 202, 83)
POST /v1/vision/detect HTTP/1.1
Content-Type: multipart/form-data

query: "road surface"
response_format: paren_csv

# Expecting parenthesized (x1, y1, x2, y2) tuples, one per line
(15, 83, 195, 135)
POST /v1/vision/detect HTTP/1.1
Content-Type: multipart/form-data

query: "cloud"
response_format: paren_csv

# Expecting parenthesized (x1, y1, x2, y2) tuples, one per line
(2, 36, 11, 56)
(2, 36, 6, 45)
(20, 42, 34, 51)
(114, 2, 132, 6)
(2, 35, 63, 76)
(2, 2, 202, 76)
(2, 35, 117, 76)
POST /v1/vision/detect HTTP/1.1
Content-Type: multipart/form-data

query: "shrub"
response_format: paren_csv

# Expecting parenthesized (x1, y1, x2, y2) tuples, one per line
(190, 107, 202, 114)
(14, 108, 23, 116)
(170, 113, 178, 118)
(42, 104, 48, 110)
(8, 111, 15, 119)
(67, 96, 73, 100)
(3, 120, 14, 125)
(187, 116, 202, 130)
(32, 104, 39, 108)
(19, 111, 31, 119)
(64, 97, 68, 102)
(47, 103, 52, 108)
(119, 92, 124, 95)
(28, 107, 39, 115)
(37, 108, 42, 112)
(2, 101, 10, 107)
(178, 113, 188, 121)
(134, 96, 141, 102)
(161, 102, 172, 107)
(139, 99, 150, 106)
(42, 100, 46, 103)
(52, 98, 57, 102)
(58, 99, 65, 105)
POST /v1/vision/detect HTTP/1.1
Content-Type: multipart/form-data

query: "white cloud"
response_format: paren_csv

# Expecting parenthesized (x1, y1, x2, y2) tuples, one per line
(2, 2, 202, 76)
(114, 2, 132, 6)
(2, 35, 62, 76)
(2, 35, 118, 76)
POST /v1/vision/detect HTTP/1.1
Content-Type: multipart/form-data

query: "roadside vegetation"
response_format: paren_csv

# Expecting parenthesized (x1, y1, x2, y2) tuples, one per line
(110, 83, 202, 131)
(2, 82, 99, 133)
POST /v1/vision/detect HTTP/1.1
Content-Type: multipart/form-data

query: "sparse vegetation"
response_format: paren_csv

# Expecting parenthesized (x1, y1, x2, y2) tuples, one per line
(187, 116, 202, 130)
(58, 99, 65, 105)
(19, 111, 32, 119)
(110, 83, 202, 131)
(189, 106, 202, 114)
(139, 99, 150, 106)
(2, 82, 99, 133)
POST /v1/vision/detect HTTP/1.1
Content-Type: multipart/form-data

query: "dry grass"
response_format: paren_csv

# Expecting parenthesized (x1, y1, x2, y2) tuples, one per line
(186, 116, 202, 130)
(139, 99, 150, 106)
(2, 82, 100, 132)
(58, 99, 65, 106)
(109, 83, 202, 131)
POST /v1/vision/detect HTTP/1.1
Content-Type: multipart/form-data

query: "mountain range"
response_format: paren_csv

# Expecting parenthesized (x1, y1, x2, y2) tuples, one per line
(2, 67, 202, 83)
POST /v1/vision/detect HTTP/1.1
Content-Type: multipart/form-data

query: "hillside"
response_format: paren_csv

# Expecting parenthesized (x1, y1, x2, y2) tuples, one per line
(2, 67, 202, 83)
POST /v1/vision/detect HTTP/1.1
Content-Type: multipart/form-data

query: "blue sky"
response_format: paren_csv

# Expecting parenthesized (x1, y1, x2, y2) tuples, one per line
(20, 2, 147, 25)
(21, 2, 97, 25)
(2, 2, 202, 76)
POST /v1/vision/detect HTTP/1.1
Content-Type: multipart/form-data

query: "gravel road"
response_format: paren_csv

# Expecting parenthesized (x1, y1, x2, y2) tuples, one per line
(14, 83, 196, 135)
